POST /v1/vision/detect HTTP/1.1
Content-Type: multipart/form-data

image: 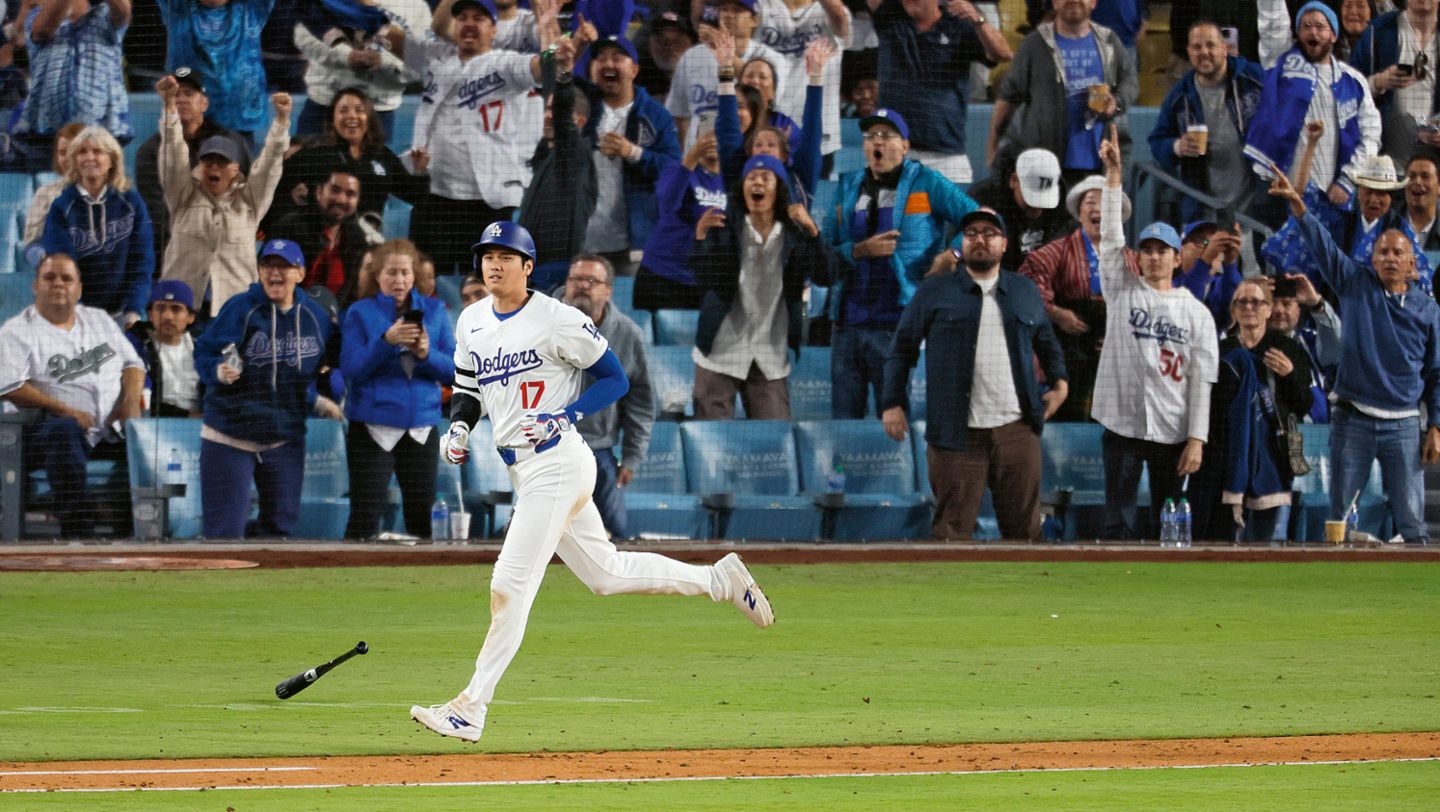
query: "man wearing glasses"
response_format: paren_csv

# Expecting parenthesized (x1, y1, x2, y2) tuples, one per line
(1350, 0, 1440, 170)
(821, 108, 979, 420)
(880, 208, 1068, 541)
(559, 253, 654, 540)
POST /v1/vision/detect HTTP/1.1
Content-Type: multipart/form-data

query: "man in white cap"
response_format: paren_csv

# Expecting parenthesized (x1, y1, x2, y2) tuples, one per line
(1018, 171, 1136, 421)
(966, 147, 1073, 273)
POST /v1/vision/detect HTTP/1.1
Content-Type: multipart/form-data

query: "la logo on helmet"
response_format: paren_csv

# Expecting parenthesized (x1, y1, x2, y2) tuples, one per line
(486, 224, 502, 238)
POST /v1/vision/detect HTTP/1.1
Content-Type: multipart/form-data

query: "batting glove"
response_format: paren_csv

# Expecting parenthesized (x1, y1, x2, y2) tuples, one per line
(442, 422, 471, 465)
(520, 412, 572, 447)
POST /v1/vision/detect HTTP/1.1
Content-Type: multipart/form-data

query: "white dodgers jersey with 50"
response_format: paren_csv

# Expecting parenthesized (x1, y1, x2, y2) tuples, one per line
(452, 292, 609, 448)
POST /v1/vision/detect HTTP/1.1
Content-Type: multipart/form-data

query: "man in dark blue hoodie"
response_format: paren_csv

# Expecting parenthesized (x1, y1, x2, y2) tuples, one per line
(193, 239, 339, 539)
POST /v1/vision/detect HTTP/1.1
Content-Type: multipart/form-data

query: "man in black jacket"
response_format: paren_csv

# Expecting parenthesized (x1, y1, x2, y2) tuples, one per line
(519, 41, 596, 290)
(270, 170, 373, 309)
(124, 281, 202, 418)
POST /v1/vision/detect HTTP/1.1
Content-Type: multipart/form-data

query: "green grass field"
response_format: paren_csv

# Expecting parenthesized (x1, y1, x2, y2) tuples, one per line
(1, 561, 1436, 807)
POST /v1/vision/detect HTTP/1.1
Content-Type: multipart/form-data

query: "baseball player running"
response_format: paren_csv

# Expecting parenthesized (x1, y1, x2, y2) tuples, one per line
(411, 222, 774, 743)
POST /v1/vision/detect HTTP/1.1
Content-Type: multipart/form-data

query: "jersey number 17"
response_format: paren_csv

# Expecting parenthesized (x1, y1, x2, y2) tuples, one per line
(520, 380, 545, 409)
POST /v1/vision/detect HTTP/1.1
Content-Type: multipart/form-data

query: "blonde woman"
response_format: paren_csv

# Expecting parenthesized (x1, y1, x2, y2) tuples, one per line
(156, 74, 291, 317)
(37, 125, 154, 325)
(339, 239, 455, 538)
(22, 122, 87, 245)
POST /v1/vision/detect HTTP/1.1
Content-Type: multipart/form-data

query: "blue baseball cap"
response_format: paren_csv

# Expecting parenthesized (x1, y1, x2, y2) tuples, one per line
(591, 35, 638, 64)
(959, 207, 1008, 237)
(859, 108, 909, 141)
(259, 238, 306, 268)
(197, 135, 242, 165)
(742, 153, 789, 187)
(719, 0, 758, 11)
(1181, 220, 1218, 243)
(148, 280, 195, 310)
(1137, 222, 1182, 251)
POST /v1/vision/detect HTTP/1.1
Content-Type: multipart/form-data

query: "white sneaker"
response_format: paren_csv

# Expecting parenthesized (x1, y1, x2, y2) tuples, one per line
(716, 552, 775, 628)
(410, 702, 484, 743)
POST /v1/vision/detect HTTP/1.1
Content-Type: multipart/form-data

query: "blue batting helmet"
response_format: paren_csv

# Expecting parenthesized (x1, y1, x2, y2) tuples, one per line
(471, 221, 537, 268)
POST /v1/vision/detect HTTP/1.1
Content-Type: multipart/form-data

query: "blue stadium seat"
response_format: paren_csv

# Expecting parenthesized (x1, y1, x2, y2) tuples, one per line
(810, 178, 838, 223)
(679, 420, 819, 539)
(795, 420, 929, 540)
(653, 308, 698, 346)
(1041, 422, 1108, 540)
(612, 274, 635, 313)
(460, 419, 515, 537)
(790, 346, 832, 421)
(297, 419, 350, 539)
(904, 349, 927, 419)
(125, 418, 205, 539)
(0, 214, 17, 275)
(624, 422, 705, 538)
(0, 173, 33, 214)
(646, 345, 695, 419)
(834, 146, 864, 178)
(1290, 423, 1333, 542)
(806, 283, 829, 320)
(629, 308, 653, 344)
(0, 271, 36, 324)
(382, 197, 413, 241)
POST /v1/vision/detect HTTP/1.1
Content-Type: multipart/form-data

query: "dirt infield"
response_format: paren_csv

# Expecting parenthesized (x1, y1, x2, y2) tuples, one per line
(1, 733, 1436, 793)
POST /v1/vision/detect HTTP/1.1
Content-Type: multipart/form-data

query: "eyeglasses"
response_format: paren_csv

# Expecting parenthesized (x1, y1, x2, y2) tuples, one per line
(862, 130, 903, 142)
(567, 276, 610, 288)
(962, 229, 1004, 240)
(1232, 298, 1270, 309)
(1297, 20, 1332, 32)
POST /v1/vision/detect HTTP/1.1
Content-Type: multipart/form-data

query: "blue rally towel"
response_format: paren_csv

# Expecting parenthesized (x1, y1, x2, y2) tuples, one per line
(1243, 48, 1367, 191)
(301, 0, 389, 39)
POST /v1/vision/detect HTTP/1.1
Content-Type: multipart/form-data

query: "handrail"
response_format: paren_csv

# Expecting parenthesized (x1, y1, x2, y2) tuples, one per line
(1128, 161, 1274, 239)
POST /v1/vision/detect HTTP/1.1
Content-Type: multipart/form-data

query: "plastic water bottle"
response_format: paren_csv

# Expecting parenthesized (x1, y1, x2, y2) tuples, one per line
(431, 495, 449, 542)
(825, 463, 846, 494)
(1177, 499, 1192, 548)
(1345, 503, 1359, 542)
(165, 448, 183, 488)
(1159, 498, 1176, 547)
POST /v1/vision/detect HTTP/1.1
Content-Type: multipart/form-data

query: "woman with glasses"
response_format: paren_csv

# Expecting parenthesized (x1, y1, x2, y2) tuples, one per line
(1193, 280, 1315, 542)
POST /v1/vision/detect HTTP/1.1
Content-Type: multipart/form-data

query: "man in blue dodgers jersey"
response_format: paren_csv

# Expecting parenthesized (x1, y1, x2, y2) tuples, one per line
(401, 0, 560, 273)
(667, 0, 787, 152)
(411, 222, 775, 743)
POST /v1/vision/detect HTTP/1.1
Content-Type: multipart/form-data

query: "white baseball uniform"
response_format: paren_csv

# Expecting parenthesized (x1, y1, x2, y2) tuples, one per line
(445, 291, 728, 724)
(755, 0, 850, 156)
(666, 39, 789, 153)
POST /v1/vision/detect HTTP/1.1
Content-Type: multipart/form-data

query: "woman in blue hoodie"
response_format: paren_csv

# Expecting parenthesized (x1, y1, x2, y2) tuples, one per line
(339, 239, 456, 539)
(38, 126, 154, 324)
(194, 239, 338, 539)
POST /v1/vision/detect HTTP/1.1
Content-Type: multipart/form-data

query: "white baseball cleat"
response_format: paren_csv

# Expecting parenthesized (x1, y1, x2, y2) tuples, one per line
(410, 702, 484, 743)
(716, 552, 775, 628)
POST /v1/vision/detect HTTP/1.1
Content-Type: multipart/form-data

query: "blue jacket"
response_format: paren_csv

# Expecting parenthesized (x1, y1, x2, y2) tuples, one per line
(1350, 11, 1440, 123)
(882, 269, 1068, 452)
(1175, 258, 1243, 330)
(1296, 210, 1440, 428)
(717, 84, 823, 204)
(340, 291, 456, 430)
(822, 158, 978, 313)
(581, 85, 679, 249)
(1218, 345, 1291, 504)
(195, 283, 336, 445)
(638, 161, 727, 286)
(39, 184, 154, 316)
(1149, 57, 1265, 198)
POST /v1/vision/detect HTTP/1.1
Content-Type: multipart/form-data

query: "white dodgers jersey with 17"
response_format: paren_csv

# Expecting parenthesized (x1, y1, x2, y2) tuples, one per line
(452, 292, 609, 448)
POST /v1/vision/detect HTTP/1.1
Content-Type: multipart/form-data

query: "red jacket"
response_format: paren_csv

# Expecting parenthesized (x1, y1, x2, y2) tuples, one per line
(1019, 228, 1138, 314)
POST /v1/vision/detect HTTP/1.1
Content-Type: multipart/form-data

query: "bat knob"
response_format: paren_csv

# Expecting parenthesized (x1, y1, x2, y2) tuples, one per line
(356, 641, 369, 655)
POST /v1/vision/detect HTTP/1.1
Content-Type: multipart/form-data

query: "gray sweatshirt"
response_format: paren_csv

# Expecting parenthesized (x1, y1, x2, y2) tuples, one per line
(578, 301, 655, 469)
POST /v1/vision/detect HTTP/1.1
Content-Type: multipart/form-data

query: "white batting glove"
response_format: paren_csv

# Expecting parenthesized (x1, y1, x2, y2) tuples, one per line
(442, 422, 471, 465)
(519, 412, 572, 447)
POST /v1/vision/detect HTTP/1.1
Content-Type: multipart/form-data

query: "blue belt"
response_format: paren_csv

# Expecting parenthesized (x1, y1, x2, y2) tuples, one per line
(496, 434, 562, 465)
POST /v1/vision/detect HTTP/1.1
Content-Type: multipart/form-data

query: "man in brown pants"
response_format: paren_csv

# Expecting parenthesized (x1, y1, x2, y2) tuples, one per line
(881, 208, 1069, 540)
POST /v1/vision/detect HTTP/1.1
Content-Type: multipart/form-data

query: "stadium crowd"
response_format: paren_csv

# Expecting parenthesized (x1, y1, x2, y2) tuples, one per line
(0, 0, 1435, 544)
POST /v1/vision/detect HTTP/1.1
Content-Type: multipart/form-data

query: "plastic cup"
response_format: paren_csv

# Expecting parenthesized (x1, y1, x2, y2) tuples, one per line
(1324, 520, 1346, 544)
(1187, 124, 1209, 155)
(1088, 84, 1112, 114)
(449, 512, 471, 543)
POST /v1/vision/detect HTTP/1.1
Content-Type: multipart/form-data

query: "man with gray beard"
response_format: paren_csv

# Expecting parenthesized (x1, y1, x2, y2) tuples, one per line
(559, 254, 655, 539)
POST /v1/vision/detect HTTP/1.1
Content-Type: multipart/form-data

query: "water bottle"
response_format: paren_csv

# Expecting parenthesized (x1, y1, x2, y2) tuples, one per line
(1159, 498, 1176, 547)
(825, 462, 846, 494)
(1345, 503, 1359, 542)
(165, 448, 183, 488)
(1177, 499, 1192, 548)
(431, 495, 450, 542)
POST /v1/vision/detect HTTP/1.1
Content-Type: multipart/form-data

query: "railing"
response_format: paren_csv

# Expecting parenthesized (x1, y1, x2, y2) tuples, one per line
(1127, 161, 1274, 241)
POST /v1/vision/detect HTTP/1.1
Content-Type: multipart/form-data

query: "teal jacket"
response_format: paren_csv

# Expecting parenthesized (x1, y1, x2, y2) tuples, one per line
(821, 158, 977, 313)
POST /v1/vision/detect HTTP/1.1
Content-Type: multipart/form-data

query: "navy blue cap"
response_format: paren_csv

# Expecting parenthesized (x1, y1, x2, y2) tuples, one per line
(591, 35, 639, 64)
(1181, 220, 1218, 243)
(859, 108, 909, 141)
(959, 207, 1008, 237)
(148, 280, 195, 310)
(197, 136, 241, 164)
(450, 0, 497, 20)
(742, 153, 789, 186)
(259, 238, 306, 268)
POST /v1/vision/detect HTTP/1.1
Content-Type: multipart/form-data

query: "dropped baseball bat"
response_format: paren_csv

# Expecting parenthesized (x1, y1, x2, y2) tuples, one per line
(275, 641, 368, 699)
